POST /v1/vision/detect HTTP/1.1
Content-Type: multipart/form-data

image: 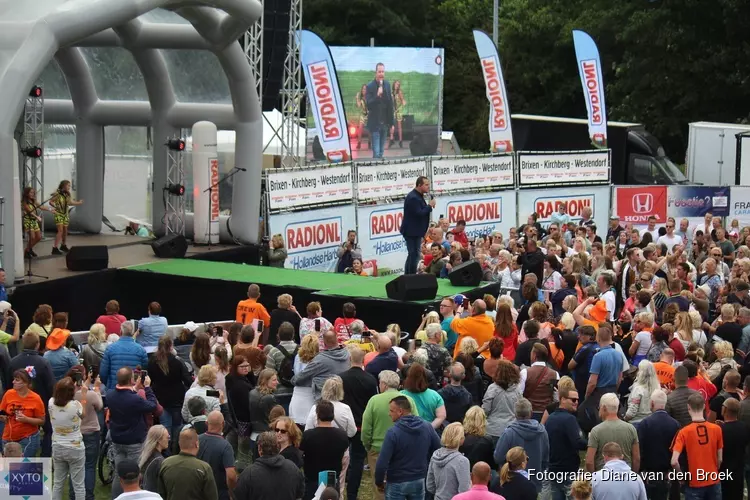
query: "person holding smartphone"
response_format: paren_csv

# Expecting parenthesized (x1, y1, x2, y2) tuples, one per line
(0, 369, 46, 457)
(0, 304, 21, 346)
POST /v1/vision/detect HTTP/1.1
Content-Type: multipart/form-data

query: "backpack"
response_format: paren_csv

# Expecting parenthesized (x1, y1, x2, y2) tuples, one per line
(277, 345, 299, 387)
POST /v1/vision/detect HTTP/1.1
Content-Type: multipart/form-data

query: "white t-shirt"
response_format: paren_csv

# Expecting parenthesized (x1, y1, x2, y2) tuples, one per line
(657, 234, 683, 253)
(114, 491, 164, 500)
(640, 228, 660, 242)
(634, 331, 653, 356)
(600, 290, 616, 322)
(48, 399, 84, 449)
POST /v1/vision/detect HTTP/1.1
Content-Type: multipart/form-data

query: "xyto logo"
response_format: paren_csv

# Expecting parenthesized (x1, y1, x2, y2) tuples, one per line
(632, 193, 653, 214)
(286, 218, 341, 252)
(308, 62, 342, 141)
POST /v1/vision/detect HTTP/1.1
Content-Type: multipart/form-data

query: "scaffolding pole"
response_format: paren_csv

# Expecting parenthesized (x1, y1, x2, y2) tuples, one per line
(280, 0, 303, 167)
(22, 87, 45, 232)
(165, 144, 186, 235)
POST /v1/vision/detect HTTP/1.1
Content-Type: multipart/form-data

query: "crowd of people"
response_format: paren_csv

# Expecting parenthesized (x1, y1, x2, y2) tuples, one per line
(0, 207, 750, 500)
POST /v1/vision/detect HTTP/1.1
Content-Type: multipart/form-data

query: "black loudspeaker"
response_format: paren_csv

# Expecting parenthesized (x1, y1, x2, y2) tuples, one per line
(402, 115, 415, 140)
(65, 246, 109, 271)
(151, 233, 188, 259)
(385, 274, 438, 301)
(448, 260, 483, 287)
(261, 0, 291, 111)
(409, 130, 440, 156)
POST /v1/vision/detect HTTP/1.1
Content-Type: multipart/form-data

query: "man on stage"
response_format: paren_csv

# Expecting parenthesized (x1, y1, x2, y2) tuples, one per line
(400, 176, 435, 274)
(365, 63, 394, 159)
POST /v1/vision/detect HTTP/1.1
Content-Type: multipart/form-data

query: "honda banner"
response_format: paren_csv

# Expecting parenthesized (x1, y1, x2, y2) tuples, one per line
(267, 164, 353, 210)
(666, 186, 730, 218)
(473, 30, 513, 153)
(517, 185, 610, 233)
(614, 186, 668, 224)
(517, 150, 610, 185)
(431, 155, 514, 193)
(357, 160, 427, 202)
(572, 30, 607, 148)
(268, 205, 357, 272)
(730, 186, 750, 226)
(300, 30, 352, 163)
(434, 191, 516, 240)
(357, 203, 408, 276)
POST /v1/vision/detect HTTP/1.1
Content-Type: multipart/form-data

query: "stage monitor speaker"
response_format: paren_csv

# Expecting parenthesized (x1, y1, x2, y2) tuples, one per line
(385, 274, 438, 301)
(261, 0, 291, 111)
(402, 115, 415, 140)
(151, 233, 188, 259)
(409, 130, 439, 156)
(448, 260, 483, 287)
(65, 246, 109, 272)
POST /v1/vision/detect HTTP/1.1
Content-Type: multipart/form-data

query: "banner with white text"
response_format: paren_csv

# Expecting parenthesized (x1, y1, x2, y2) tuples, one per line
(357, 160, 428, 201)
(431, 155, 514, 193)
(517, 185, 610, 233)
(473, 30, 513, 153)
(268, 205, 357, 272)
(517, 150, 610, 186)
(434, 191, 516, 240)
(573, 30, 608, 148)
(267, 164, 353, 210)
(357, 203, 408, 276)
(300, 30, 352, 162)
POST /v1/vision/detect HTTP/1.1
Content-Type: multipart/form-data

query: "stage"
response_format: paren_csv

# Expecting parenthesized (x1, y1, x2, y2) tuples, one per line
(9, 255, 498, 335)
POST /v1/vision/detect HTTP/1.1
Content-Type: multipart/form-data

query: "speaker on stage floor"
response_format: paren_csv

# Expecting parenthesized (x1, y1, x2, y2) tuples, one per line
(448, 260, 483, 287)
(66, 246, 109, 271)
(385, 274, 438, 301)
(151, 234, 188, 259)
(409, 130, 439, 156)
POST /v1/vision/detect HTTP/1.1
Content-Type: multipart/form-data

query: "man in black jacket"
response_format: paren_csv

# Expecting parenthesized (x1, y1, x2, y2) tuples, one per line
(235, 431, 305, 500)
(544, 387, 587, 499)
(9, 331, 55, 456)
(520, 239, 545, 285)
(400, 176, 435, 275)
(637, 389, 680, 500)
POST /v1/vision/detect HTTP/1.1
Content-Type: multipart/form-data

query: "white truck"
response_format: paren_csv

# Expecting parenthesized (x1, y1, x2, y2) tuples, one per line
(686, 121, 750, 185)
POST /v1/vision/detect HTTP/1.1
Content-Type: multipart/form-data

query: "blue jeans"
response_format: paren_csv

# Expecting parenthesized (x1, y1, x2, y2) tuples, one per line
(548, 478, 572, 500)
(347, 431, 366, 500)
(371, 126, 388, 158)
(386, 479, 425, 500)
(684, 482, 722, 500)
(110, 442, 143, 499)
(3, 431, 40, 457)
(70, 432, 99, 500)
(404, 236, 422, 275)
(160, 407, 183, 453)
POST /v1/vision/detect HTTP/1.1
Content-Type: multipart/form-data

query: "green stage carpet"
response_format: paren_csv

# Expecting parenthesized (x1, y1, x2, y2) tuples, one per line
(129, 260, 490, 302)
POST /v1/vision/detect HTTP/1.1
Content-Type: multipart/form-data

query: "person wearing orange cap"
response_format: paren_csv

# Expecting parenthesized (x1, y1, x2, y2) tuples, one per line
(43, 312, 79, 381)
(572, 297, 608, 333)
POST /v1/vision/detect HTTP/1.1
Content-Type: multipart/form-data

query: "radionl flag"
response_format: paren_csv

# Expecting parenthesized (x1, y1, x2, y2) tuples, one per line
(300, 30, 351, 163)
(572, 30, 607, 148)
(472, 30, 513, 153)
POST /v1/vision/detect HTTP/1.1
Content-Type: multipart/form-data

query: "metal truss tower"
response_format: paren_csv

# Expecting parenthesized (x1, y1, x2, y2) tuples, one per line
(243, 6, 263, 100)
(22, 87, 45, 223)
(164, 142, 186, 235)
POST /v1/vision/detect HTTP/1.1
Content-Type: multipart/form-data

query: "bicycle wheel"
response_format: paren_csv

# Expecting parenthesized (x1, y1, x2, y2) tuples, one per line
(98, 441, 114, 485)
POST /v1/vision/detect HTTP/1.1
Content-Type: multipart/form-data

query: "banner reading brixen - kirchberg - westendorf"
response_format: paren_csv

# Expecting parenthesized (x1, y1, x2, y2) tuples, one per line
(267, 164, 353, 210)
(431, 155, 514, 194)
(300, 30, 352, 163)
(357, 160, 428, 202)
(573, 30, 607, 148)
(517, 150, 610, 185)
(473, 30, 513, 153)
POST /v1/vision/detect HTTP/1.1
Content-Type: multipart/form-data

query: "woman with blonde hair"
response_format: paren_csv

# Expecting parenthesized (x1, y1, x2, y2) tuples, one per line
(248, 368, 279, 458)
(427, 422, 471, 500)
(269, 293, 301, 345)
(492, 446, 537, 499)
(706, 340, 738, 380)
(540, 375, 575, 425)
(416, 311, 446, 345)
(625, 360, 659, 423)
(289, 333, 319, 424)
(80, 323, 107, 375)
(304, 376, 356, 436)
(181, 365, 222, 421)
(139, 424, 169, 491)
(459, 406, 496, 468)
(674, 312, 694, 351)
(268, 233, 287, 268)
(570, 480, 593, 500)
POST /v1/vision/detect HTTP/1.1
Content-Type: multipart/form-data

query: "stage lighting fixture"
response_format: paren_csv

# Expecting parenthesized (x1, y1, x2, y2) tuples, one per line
(22, 146, 42, 158)
(29, 86, 42, 98)
(166, 139, 186, 151)
(165, 184, 185, 196)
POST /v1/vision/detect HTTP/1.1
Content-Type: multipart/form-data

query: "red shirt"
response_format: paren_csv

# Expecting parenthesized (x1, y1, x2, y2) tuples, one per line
(687, 376, 718, 409)
(333, 317, 367, 343)
(452, 229, 469, 249)
(497, 325, 519, 362)
(669, 338, 686, 361)
(96, 314, 127, 335)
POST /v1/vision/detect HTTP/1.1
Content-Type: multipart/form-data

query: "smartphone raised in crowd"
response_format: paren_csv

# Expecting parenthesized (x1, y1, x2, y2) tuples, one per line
(314, 318, 321, 331)
(206, 390, 220, 398)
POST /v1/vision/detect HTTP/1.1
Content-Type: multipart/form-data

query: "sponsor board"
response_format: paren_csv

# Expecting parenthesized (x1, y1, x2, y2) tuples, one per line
(666, 186, 730, 218)
(268, 205, 356, 272)
(267, 164, 353, 210)
(517, 151, 610, 185)
(614, 186, 668, 223)
(431, 155, 514, 193)
(358, 203, 408, 276)
(357, 160, 428, 201)
(210, 158, 220, 221)
(435, 192, 516, 239)
(730, 186, 750, 226)
(517, 185, 610, 234)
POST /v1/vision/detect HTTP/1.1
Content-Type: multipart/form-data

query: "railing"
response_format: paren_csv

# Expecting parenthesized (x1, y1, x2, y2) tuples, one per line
(69, 319, 235, 346)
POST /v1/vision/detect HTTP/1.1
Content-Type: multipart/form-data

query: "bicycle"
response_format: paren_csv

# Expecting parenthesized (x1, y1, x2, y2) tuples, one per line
(98, 436, 115, 486)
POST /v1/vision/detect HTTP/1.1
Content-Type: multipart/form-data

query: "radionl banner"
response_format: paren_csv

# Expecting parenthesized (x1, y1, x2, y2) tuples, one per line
(268, 205, 357, 272)
(517, 150, 610, 185)
(730, 186, 750, 226)
(434, 191, 516, 240)
(267, 164, 353, 210)
(572, 30, 607, 148)
(517, 185, 610, 232)
(300, 30, 351, 163)
(358, 203, 408, 276)
(666, 186, 730, 218)
(613, 186, 668, 224)
(357, 160, 427, 201)
(473, 30, 513, 153)
(431, 155, 514, 193)
(192, 121, 220, 244)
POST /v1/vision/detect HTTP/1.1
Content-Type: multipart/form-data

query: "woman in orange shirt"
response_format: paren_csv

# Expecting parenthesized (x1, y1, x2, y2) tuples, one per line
(0, 369, 46, 457)
(346, 258, 369, 277)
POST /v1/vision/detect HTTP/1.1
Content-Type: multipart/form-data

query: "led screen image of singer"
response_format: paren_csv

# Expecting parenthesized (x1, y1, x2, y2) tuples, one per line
(401, 176, 435, 274)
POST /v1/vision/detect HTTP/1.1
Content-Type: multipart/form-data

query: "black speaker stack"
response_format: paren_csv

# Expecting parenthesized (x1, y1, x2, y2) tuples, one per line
(385, 274, 438, 301)
(66, 246, 109, 271)
(151, 234, 188, 259)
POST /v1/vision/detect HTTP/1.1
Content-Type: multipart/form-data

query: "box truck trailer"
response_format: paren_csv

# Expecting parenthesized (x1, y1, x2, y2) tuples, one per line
(686, 121, 750, 186)
(511, 114, 689, 185)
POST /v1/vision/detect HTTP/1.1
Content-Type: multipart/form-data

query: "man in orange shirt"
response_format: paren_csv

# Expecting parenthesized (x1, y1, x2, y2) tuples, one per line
(671, 393, 724, 499)
(450, 299, 494, 358)
(653, 348, 676, 390)
(236, 284, 271, 335)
